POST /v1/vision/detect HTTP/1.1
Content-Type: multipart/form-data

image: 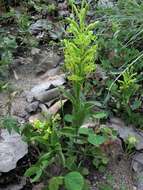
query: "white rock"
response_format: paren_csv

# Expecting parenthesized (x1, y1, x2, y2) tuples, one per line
(98, 0, 115, 8)
(109, 117, 143, 150)
(31, 48, 40, 55)
(132, 152, 143, 173)
(0, 129, 28, 172)
(40, 67, 61, 80)
(48, 99, 67, 115)
(31, 74, 65, 95)
(34, 87, 61, 102)
(29, 19, 52, 34)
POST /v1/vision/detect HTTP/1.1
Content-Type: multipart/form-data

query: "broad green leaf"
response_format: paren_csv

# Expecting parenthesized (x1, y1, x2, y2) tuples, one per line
(64, 114, 73, 123)
(49, 176, 63, 190)
(94, 112, 108, 119)
(78, 127, 89, 135)
(78, 127, 94, 136)
(64, 172, 84, 190)
(88, 134, 106, 146)
(60, 127, 76, 137)
(100, 125, 112, 135)
(39, 151, 53, 162)
(40, 160, 50, 170)
(24, 166, 42, 182)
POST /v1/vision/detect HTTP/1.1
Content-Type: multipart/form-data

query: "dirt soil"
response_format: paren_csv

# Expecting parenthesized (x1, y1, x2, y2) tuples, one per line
(90, 140, 134, 190)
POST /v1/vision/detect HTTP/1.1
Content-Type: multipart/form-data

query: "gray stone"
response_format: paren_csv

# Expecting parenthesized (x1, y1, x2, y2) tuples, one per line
(134, 172, 143, 190)
(29, 19, 52, 34)
(39, 103, 49, 113)
(109, 117, 143, 150)
(48, 99, 67, 115)
(40, 67, 62, 80)
(25, 101, 39, 113)
(34, 87, 61, 102)
(132, 153, 143, 173)
(29, 113, 45, 123)
(26, 93, 34, 103)
(11, 98, 28, 118)
(32, 183, 44, 190)
(0, 178, 26, 190)
(45, 98, 57, 107)
(31, 48, 40, 55)
(30, 74, 65, 96)
(98, 0, 115, 8)
(0, 129, 28, 172)
(26, 74, 65, 103)
(33, 51, 61, 74)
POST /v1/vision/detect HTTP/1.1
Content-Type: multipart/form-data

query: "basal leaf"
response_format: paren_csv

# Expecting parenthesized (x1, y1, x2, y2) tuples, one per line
(24, 166, 42, 182)
(64, 171, 84, 190)
(94, 112, 108, 119)
(64, 114, 73, 123)
(78, 127, 89, 135)
(88, 134, 106, 146)
(49, 176, 63, 190)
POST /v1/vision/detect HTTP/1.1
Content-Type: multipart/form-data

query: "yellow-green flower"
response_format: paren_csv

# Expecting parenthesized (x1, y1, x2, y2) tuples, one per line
(127, 135, 137, 145)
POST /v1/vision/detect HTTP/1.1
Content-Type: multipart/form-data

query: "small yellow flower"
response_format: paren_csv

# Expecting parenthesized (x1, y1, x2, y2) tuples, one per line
(127, 136, 137, 145)
(33, 120, 41, 129)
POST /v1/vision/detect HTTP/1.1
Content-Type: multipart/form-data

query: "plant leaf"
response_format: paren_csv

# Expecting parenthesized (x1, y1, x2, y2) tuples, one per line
(78, 127, 90, 135)
(64, 114, 73, 123)
(94, 111, 108, 119)
(88, 134, 106, 146)
(64, 171, 84, 190)
(24, 166, 42, 182)
(49, 176, 63, 190)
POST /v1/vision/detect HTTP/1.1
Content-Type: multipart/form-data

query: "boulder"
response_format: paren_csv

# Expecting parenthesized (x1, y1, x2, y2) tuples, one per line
(0, 129, 28, 173)
(109, 117, 143, 150)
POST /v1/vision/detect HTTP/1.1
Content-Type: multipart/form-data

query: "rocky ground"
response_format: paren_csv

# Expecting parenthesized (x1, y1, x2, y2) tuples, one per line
(1, 0, 143, 189)
(0, 46, 142, 190)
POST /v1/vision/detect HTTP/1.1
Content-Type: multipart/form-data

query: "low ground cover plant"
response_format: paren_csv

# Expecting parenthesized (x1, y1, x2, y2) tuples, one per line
(0, 35, 17, 66)
(0, 35, 17, 80)
(92, 0, 143, 128)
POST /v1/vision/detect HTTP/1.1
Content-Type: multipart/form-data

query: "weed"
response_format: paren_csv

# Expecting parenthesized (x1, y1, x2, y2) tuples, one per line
(0, 7, 15, 21)
(63, 1, 101, 128)
(125, 135, 137, 154)
(27, 0, 56, 14)
(17, 14, 31, 32)
(16, 13, 38, 47)
(0, 35, 17, 66)
(0, 116, 20, 134)
(0, 82, 9, 92)
(118, 67, 139, 106)
(96, 0, 143, 128)
(98, 174, 127, 190)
